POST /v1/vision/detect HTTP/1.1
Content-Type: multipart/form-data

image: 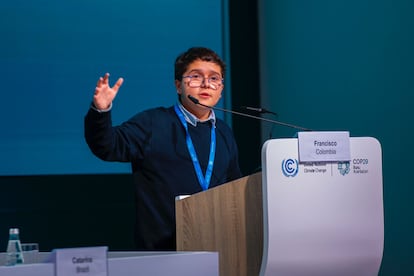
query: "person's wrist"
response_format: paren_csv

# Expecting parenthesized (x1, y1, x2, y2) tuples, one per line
(91, 102, 112, 113)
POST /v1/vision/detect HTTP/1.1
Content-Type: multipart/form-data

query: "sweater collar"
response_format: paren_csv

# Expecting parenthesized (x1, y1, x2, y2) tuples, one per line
(177, 102, 216, 127)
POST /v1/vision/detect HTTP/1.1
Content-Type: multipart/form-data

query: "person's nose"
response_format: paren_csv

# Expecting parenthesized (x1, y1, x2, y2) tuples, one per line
(200, 76, 210, 87)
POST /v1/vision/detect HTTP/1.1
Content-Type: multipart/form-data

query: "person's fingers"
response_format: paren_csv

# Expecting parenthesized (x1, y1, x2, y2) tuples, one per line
(95, 73, 122, 97)
(112, 78, 124, 93)
(96, 76, 103, 87)
(94, 86, 100, 95)
(101, 73, 110, 85)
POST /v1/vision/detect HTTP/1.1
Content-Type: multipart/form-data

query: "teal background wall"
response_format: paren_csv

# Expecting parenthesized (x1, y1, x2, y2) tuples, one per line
(258, 0, 414, 274)
(0, 0, 226, 176)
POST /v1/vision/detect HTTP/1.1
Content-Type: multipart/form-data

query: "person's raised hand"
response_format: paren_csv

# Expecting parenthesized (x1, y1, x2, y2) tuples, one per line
(93, 73, 124, 110)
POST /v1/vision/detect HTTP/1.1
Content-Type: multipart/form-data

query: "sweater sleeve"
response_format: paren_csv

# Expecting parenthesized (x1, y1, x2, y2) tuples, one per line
(84, 107, 151, 163)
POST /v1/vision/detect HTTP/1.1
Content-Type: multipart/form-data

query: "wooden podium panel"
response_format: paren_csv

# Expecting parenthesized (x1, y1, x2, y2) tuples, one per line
(176, 172, 263, 276)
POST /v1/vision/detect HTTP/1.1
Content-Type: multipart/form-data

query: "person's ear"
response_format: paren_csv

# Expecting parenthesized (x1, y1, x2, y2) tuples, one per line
(175, 80, 182, 95)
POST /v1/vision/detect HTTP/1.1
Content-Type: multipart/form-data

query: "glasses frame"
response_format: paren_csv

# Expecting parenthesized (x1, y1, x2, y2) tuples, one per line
(182, 74, 224, 90)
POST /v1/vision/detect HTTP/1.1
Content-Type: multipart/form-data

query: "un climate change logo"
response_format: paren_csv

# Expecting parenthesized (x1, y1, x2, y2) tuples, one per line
(282, 159, 299, 177)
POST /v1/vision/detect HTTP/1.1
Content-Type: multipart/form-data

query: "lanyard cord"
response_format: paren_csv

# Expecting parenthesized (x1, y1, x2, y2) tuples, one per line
(174, 104, 216, 191)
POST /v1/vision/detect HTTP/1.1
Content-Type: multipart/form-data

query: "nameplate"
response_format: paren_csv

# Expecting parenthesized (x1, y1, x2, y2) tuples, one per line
(298, 131, 350, 162)
(54, 246, 108, 276)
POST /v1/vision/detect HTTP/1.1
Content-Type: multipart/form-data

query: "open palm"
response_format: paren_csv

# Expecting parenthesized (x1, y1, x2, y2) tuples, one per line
(93, 73, 124, 110)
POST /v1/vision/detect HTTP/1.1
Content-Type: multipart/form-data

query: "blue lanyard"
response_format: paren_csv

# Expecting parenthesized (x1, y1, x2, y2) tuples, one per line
(174, 104, 216, 191)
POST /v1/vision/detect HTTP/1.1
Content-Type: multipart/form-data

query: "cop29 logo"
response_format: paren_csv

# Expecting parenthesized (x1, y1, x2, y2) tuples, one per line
(282, 158, 299, 177)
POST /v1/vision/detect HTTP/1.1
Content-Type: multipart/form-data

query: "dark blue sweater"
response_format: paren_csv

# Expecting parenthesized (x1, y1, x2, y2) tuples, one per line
(84, 105, 242, 250)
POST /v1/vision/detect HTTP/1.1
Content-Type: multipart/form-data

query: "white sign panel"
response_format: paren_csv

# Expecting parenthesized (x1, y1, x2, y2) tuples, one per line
(260, 137, 383, 276)
(55, 246, 108, 276)
(298, 131, 350, 162)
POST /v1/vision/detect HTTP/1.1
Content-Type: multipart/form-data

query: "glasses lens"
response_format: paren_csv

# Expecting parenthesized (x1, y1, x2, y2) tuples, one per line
(189, 79, 202, 87)
(209, 76, 222, 86)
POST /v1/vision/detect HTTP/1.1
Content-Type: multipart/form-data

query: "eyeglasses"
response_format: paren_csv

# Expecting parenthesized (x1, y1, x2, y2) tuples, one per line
(182, 73, 224, 90)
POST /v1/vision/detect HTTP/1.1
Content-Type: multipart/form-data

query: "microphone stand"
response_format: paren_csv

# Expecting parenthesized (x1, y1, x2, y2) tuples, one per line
(188, 95, 312, 132)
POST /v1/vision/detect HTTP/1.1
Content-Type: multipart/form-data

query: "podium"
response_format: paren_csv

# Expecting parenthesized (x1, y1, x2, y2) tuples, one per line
(176, 137, 384, 276)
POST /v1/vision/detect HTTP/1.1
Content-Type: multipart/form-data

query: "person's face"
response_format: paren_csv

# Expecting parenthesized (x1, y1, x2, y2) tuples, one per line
(175, 59, 223, 120)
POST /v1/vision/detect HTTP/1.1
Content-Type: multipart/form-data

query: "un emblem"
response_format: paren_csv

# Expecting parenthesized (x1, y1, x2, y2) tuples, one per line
(282, 159, 299, 177)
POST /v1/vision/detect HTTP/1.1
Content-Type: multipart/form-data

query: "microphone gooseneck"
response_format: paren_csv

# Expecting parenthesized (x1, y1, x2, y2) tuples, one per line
(240, 106, 278, 116)
(188, 95, 200, 105)
(187, 95, 312, 131)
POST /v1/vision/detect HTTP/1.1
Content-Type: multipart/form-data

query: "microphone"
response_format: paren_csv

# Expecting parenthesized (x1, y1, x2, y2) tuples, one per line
(240, 106, 278, 116)
(187, 95, 312, 131)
